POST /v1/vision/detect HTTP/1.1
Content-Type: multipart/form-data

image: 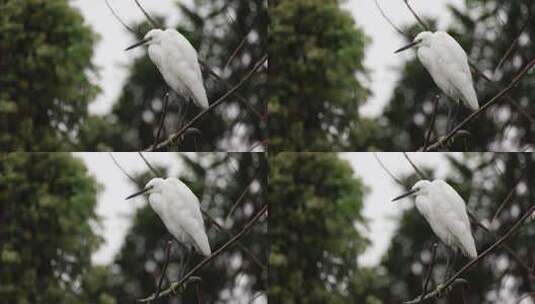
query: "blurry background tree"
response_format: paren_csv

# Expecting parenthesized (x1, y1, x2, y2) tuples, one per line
(79, 1, 267, 151)
(374, 153, 535, 303)
(0, 0, 100, 151)
(0, 153, 112, 303)
(268, 0, 379, 151)
(269, 153, 384, 303)
(376, 0, 535, 151)
(106, 153, 267, 302)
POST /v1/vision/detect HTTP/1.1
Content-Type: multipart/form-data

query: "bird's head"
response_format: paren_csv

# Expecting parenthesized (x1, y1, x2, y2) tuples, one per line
(394, 31, 433, 54)
(391, 179, 431, 202)
(125, 29, 164, 51)
(125, 177, 165, 200)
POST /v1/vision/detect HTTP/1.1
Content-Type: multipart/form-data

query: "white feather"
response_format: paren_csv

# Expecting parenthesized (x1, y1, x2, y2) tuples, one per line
(415, 31, 479, 111)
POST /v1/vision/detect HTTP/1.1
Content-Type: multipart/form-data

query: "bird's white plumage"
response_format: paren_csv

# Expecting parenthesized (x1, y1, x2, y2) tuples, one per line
(145, 177, 211, 256)
(410, 180, 477, 258)
(413, 31, 479, 111)
(145, 29, 209, 109)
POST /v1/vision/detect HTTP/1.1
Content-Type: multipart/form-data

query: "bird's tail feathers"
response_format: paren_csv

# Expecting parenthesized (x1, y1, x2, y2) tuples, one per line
(462, 86, 479, 111)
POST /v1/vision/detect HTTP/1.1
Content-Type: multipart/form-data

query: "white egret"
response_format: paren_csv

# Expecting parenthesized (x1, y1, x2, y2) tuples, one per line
(126, 29, 209, 110)
(392, 180, 477, 273)
(395, 31, 479, 112)
(125, 177, 211, 272)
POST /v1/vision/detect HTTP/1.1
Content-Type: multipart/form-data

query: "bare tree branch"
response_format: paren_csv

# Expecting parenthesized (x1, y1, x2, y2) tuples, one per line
(403, 0, 430, 31)
(109, 153, 139, 185)
(374, 0, 406, 36)
(133, 0, 160, 29)
(419, 242, 438, 304)
(373, 153, 407, 188)
(105, 0, 138, 35)
(495, 16, 530, 72)
(139, 203, 268, 302)
(402, 152, 427, 180)
(152, 240, 173, 303)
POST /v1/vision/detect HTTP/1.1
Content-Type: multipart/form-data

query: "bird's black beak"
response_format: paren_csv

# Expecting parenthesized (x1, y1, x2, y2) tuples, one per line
(394, 39, 421, 54)
(125, 186, 152, 200)
(125, 38, 151, 51)
(391, 189, 419, 202)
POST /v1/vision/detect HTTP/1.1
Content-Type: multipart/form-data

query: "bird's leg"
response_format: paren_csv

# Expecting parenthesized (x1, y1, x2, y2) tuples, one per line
(448, 101, 461, 132)
(446, 250, 458, 279)
(178, 245, 193, 280)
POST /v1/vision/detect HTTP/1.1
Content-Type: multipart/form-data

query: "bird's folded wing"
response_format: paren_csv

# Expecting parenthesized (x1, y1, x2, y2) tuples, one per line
(178, 211, 211, 256)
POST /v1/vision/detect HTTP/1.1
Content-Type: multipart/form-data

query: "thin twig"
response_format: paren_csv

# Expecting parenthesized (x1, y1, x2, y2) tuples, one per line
(373, 153, 407, 187)
(374, 0, 406, 36)
(153, 93, 170, 151)
(403, 0, 430, 31)
(491, 176, 521, 222)
(153, 240, 173, 302)
(495, 16, 530, 72)
(406, 203, 535, 303)
(226, 173, 258, 220)
(224, 32, 250, 70)
(424, 57, 535, 151)
(419, 242, 438, 304)
(146, 54, 268, 151)
(139, 203, 268, 302)
(105, 0, 138, 35)
(109, 153, 139, 185)
(423, 94, 440, 150)
(403, 153, 427, 180)
(138, 152, 163, 177)
(133, 0, 160, 29)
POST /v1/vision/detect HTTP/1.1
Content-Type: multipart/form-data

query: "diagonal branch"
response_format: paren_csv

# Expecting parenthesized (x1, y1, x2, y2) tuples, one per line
(374, 0, 406, 36)
(152, 240, 173, 302)
(373, 153, 407, 188)
(146, 54, 267, 151)
(419, 242, 438, 304)
(139, 203, 268, 302)
(133, 0, 160, 29)
(105, 0, 138, 35)
(403, 0, 430, 31)
(403, 152, 427, 180)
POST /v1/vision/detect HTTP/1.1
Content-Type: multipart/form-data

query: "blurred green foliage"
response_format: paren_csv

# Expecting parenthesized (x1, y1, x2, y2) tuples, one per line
(0, 0, 100, 151)
(269, 153, 383, 303)
(268, 0, 378, 151)
(80, 1, 267, 151)
(0, 153, 110, 303)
